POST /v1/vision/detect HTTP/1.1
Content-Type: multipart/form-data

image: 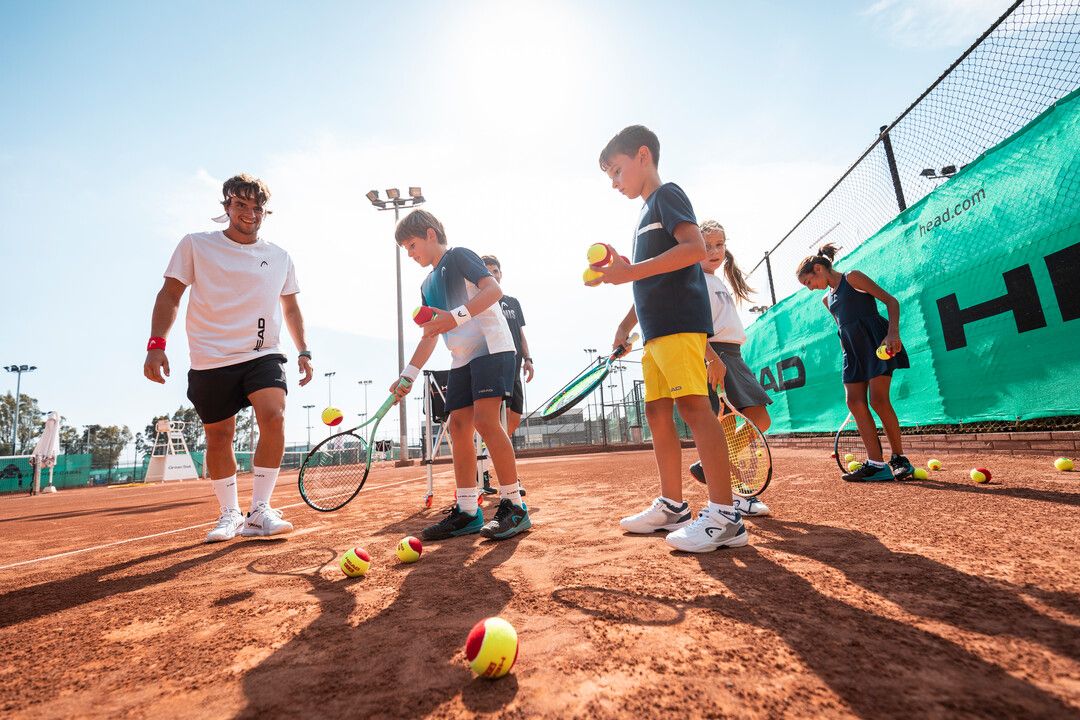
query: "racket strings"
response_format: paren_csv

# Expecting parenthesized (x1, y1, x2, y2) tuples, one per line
(722, 414, 768, 495)
(299, 434, 370, 510)
(540, 364, 609, 417)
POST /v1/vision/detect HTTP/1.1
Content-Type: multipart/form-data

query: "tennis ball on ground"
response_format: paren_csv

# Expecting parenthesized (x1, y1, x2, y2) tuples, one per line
(340, 547, 371, 577)
(412, 305, 435, 325)
(970, 467, 991, 484)
(466, 617, 519, 679)
(583, 267, 603, 284)
(913, 468, 929, 480)
(927, 459, 942, 470)
(396, 536, 423, 563)
(847, 460, 863, 472)
(587, 243, 613, 266)
(843, 452, 855, 463)
(1054, 457, 1074, 471)
(322, 407, 344, 426)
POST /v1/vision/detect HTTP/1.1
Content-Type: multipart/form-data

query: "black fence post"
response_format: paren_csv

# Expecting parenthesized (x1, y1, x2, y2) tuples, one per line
(880, 125, 907, 212)
(764, 252, 777, 306)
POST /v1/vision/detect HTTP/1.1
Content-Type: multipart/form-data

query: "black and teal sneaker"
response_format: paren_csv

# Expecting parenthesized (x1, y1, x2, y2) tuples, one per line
(421, 505, 484, 541)
(480, 471, 498, 495)
(842, 461, 894, 482)
(480, 499, 531, 540)
(689, 461, 706, 484)
(889, 454, 916, 481)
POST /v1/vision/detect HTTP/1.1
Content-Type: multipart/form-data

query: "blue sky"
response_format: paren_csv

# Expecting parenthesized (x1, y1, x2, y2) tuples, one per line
(0, 0, 1013, 450)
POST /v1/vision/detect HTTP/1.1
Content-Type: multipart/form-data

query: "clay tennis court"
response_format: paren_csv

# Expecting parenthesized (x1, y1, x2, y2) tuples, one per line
(1, 446, 1078, 719)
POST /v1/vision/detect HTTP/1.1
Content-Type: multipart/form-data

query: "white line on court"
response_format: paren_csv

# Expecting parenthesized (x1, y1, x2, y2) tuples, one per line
(0, 473, 439, 572)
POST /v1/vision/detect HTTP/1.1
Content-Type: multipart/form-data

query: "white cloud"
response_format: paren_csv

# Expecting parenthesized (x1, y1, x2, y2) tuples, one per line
(861, 0, 1016, 48)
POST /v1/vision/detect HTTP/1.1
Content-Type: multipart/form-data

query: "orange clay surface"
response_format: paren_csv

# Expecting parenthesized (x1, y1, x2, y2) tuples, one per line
(1, 447, 1078, 719)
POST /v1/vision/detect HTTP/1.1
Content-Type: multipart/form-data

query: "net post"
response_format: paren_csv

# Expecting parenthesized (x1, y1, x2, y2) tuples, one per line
(880, 125, 907, 212)
(764, 251, 777, 306)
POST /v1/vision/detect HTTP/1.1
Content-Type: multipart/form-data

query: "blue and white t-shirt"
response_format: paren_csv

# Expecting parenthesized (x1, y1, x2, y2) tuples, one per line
(632, 183, 712, 342)
(421, 247, 515, 368)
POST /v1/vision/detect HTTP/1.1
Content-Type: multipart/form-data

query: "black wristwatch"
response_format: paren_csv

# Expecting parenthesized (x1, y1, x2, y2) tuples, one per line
(524, 356, 533, 363)
(298, 350, 312, 360)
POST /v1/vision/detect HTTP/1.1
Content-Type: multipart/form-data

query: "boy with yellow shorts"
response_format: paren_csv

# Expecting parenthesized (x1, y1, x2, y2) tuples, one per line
(592, 125, 747, 552)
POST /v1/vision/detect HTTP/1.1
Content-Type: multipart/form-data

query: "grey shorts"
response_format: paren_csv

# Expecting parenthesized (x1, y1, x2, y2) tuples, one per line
(708, 342, 773, 413)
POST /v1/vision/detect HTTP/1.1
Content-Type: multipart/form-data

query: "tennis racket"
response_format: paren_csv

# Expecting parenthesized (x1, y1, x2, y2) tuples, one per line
(539, 333, 639, 419)
(716, 387, 771, 498)
(833, 413, 864, 472)
(298, 379, 411, 512)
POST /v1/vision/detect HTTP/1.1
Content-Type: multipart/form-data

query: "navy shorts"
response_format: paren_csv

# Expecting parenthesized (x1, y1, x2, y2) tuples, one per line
(508, 356, 525, 414)
(187, 354, 288, 425)
(444, 351, 516, 414)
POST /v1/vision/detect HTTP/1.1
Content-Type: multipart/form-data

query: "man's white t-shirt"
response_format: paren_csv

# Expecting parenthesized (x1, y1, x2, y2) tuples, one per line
(705, 272, 746, 345)
(164, 231, 299, 370)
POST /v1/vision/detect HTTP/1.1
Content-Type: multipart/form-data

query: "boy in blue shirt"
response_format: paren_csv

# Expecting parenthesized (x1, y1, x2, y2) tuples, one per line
(593, 125, 747, 553)
(389, 210, 531, 541)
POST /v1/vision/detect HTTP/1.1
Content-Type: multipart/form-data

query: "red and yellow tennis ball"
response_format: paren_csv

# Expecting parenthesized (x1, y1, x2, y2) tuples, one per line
(970, 467, 991, 484)
(412, 305, 435, 325)
(583, 267, 603, 284)
(1054, 457, 1074, 471)
(340, 547, 371, 577)
(913, 467, 929, 480)
(876, 344, 895, 360)
(927, 459, 942, 471)
(322, 407, 344, 426)
(847, 460, 863, 472)
(466, 617, 519, 679)
(395, 536, 423, 563)
(587, 243, 613, 267)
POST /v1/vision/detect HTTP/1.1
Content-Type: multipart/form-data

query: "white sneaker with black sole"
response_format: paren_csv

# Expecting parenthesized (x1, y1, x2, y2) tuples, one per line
(240, 502, 294, 537)
(206, 508, 244, 543)
(665, 507, 749, 553)
(620, 497, 692, 534)
(733, 496, 770, 517)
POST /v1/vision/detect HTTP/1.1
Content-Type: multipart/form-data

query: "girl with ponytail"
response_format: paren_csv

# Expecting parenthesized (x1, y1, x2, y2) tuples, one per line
(796, 244, 914, 481)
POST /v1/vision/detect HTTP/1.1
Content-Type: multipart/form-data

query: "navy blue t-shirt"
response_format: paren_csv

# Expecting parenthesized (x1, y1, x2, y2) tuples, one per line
(498, 295, 526, 357)
(632, 183, 712, 342)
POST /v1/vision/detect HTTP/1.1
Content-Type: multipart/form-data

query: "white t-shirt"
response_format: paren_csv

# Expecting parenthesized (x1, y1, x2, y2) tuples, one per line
(705, 272, 746, 344)
(164, 231, 299, 370)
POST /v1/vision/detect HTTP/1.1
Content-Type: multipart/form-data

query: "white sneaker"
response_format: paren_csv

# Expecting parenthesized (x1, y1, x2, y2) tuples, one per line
(240, 502, 294, 537)
(665, 507, 749, 553)
(206, 508, 244, 543)
(620, 497, 692, 534)
(734, 496, 771, 517)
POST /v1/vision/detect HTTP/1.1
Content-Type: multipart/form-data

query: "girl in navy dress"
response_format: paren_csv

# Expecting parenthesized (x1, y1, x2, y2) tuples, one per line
(797, 244, 914, 481)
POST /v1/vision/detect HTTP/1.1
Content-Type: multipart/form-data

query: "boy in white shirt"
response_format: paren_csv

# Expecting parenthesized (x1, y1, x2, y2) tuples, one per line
(143, 174, 313, 542)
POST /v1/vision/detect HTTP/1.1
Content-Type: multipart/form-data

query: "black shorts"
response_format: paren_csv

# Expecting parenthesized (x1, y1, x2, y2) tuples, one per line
(508, 357, 524, 414)
(444, 352, 516, 414)
(187, 354, 288, 424)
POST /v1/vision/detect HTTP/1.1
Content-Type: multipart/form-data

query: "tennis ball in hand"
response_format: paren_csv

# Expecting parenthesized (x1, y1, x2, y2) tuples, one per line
(927, 459, 942, 470)
(1054, 457, 1074, 471)
(396, 536, 423, 563)
(587, 243, 613, 266)
(847, 460, 863, 472)
(876, 343, 896, 360)
(412, 306, 435, 325)
(466, 617, 519, 679)
(970, 467, 991, 484)
(843, 453, 855, 463)
(583, 267, 603, 284)
(340, 547, 371, 577)
(322, 407, 344, 426)
(913, 467, 929, 480)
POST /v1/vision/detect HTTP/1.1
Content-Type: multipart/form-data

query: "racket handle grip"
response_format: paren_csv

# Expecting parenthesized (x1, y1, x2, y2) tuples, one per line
(614, 332, 640, 358)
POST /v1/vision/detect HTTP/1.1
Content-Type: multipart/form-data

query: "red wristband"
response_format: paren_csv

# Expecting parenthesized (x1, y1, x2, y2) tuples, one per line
(147, 337, 166, 351)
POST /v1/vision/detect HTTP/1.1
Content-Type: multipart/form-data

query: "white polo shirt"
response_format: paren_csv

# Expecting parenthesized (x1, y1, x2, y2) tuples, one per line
(164, 231, 299, 370)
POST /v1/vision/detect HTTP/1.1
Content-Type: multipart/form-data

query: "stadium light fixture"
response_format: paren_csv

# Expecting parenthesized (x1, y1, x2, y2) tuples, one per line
(366, 190, 380, 204)
(386, 188, 401, 200)
(408, 187, 423, 198)
(3, 364, 37, 454)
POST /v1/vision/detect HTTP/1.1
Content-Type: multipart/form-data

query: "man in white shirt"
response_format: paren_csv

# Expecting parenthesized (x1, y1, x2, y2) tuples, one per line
(143, 174, 313, 542)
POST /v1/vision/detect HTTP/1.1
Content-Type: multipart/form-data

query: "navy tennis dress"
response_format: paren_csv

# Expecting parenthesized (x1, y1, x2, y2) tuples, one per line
(827, 273, 909, 383)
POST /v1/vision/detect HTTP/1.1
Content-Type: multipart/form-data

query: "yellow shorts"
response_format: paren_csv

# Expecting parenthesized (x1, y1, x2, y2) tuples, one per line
(642, 333, 709, 402)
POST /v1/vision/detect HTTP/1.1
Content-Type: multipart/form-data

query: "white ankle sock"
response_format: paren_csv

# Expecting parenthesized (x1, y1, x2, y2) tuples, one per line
(251, 466, 280, 510)
(660, 495, 686, 508)
(707, 501, 737, 517)
(212, 475, 239, 513)
(456, 487, 480, 515)
(499, 484, 523, 507)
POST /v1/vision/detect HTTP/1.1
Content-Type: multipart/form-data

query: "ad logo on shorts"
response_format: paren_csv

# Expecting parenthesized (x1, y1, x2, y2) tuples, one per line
(253, 318, 266, 351)
(670, 385, 683, 393)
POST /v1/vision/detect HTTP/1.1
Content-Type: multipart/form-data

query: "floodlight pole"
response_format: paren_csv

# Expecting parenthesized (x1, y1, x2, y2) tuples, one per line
(367, 187, 426, 465)
(302, 404, 315, 451)
(4, 365, 36, 454)
(358, 380, 372, 420)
